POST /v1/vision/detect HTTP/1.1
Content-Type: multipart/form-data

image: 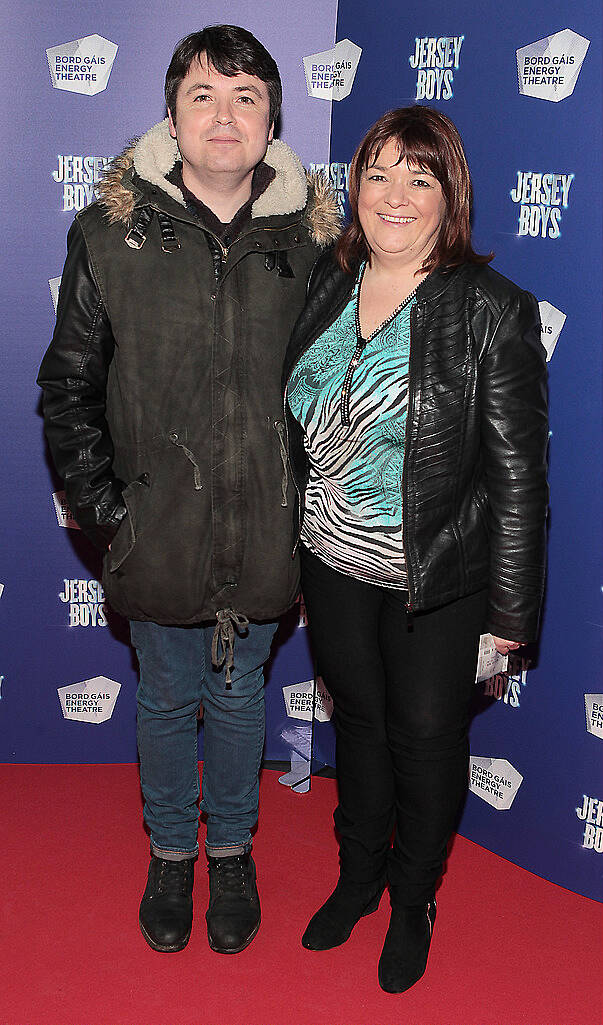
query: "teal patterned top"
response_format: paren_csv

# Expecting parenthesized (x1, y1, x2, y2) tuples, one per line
(288, 265, 414, 588)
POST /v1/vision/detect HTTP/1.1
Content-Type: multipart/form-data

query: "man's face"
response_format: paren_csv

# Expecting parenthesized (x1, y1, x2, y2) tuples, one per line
(168, 57, 274, 184)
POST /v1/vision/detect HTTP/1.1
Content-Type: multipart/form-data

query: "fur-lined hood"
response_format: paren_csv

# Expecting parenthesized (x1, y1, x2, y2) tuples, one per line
(97, 119, 340, 246)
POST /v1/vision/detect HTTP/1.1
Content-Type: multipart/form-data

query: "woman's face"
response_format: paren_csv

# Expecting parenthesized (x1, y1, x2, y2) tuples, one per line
(357, 138, 446, 268)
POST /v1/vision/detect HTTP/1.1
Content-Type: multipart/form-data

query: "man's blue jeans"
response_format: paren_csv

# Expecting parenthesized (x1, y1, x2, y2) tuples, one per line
(130, 619, 278, 861)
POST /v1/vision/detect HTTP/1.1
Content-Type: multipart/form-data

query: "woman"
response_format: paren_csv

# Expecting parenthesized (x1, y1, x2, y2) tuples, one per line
(282, 107, 548, 993)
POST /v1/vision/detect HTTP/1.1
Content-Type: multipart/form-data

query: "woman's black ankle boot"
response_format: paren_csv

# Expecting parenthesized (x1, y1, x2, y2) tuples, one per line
(378, 899, 436, 992)
(302, 876, 385, 950)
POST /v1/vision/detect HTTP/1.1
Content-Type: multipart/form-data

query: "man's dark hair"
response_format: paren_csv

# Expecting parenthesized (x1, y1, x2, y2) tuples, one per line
(165, 25, 282, 126)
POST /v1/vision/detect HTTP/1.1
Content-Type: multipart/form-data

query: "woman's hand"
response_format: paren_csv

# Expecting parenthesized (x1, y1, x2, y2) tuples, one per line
(492, 636, 523, 656)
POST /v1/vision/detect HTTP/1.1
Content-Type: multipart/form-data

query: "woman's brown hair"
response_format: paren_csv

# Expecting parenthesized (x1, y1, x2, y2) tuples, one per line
(336, 106, 493, 274)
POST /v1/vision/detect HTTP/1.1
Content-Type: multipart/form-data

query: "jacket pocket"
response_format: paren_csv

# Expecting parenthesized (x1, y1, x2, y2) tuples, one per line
(106, 475, 150, 573)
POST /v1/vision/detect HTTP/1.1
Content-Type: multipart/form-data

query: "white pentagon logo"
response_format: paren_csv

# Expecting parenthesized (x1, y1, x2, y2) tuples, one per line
(538, 301, 566, 361)
(585, 694, 603, 740)
(58, 676, 121, 724)
(49, 276, 61, 314)
(469, 756, 523, 810)
(46, 34, 118, 96)
(303, 39, 362, 101)
(516, 29, 590, 102)
(52, 490, 80, 530)
(282, 677, 333, 722)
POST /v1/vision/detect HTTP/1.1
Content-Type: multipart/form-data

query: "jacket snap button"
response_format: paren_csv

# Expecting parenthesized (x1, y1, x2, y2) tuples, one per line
(255, 241, 262, 248)
(293, 235, 300, 243)
(210, 293, 216, 301)
(273, 239, 280, 247)
(169, 431, 178, 441)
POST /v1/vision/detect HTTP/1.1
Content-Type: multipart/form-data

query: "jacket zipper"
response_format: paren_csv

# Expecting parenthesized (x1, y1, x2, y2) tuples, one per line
(401, 305, 417, 617)
(149, 211, 303, 265)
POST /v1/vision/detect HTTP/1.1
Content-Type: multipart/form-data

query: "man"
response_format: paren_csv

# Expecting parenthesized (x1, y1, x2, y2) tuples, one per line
(38, 25, 338, 955)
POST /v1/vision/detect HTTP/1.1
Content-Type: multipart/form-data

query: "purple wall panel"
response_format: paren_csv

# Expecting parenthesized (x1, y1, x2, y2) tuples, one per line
(0, 0, 337, 763)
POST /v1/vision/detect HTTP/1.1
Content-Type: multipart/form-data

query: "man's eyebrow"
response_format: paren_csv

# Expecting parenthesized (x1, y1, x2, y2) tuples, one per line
(232, 83, 263, 98)
(185, 81, 214, 94)
(185, 82, 264, 98)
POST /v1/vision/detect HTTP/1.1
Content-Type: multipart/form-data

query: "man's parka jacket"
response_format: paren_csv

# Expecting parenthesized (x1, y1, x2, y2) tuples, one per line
(282, 251, 549, 643)
(38, 119, 339, 625)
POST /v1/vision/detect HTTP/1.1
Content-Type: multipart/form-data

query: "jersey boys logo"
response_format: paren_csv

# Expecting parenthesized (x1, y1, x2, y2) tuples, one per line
(303, 39, 362, 101)
(511, 171, 574, 238)
(585, 695, 603, 740)
(59, 579, 107, 628)
(516, 29, 590, 102)
(46, 34, 118, 96)
(469, 757, 523, 810)
(538, 301, 566, 361)
(409, 36, 464, 100)
(481, 656, 530, 710)
(52, 491, 80, 530)
(53, 154, 112, 212)
(309, 162, 350, 217)
(57, 676, 121, 724)
(576, 794, 603, 853)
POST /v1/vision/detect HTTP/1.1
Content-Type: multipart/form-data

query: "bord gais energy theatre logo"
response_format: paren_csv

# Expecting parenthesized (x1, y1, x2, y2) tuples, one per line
(46, 34, 118, 96)
(303, 39, 362, 101)
(52, 490, 80, 530)
(516, 28, 589, 102)
(469, 757, 523, 810)
(58, 676, 121, 724)
(538, 301, 566, 361)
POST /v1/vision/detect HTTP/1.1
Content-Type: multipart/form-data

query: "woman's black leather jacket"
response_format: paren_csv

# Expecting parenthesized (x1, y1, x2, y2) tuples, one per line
(282, 251, 549, 642)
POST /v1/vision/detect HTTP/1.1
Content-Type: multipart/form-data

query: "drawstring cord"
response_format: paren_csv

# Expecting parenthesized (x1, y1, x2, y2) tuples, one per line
(273, 421, 289, 507)
(211, 609, 250, 689)
(168, 431, 203, 490)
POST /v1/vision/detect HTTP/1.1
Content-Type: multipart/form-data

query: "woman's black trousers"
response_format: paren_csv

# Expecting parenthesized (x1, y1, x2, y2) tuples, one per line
(300, 545, 487, 905)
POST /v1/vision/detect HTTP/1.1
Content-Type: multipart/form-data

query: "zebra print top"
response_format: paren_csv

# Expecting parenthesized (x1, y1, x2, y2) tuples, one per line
(287, 264, 414, 589)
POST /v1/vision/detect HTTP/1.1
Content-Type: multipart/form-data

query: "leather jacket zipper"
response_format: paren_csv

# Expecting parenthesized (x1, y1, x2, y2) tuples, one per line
(401, 305, 417, 616)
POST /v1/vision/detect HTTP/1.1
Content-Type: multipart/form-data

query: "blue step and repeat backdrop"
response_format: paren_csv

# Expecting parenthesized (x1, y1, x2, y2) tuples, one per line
(1, 0, 601, 901)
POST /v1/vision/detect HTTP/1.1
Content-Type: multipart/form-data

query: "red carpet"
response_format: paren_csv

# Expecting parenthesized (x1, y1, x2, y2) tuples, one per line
(1, 764, 600, 1025)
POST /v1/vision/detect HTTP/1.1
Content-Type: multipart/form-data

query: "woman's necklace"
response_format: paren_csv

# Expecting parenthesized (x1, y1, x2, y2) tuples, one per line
(340, 264, 418, 427)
